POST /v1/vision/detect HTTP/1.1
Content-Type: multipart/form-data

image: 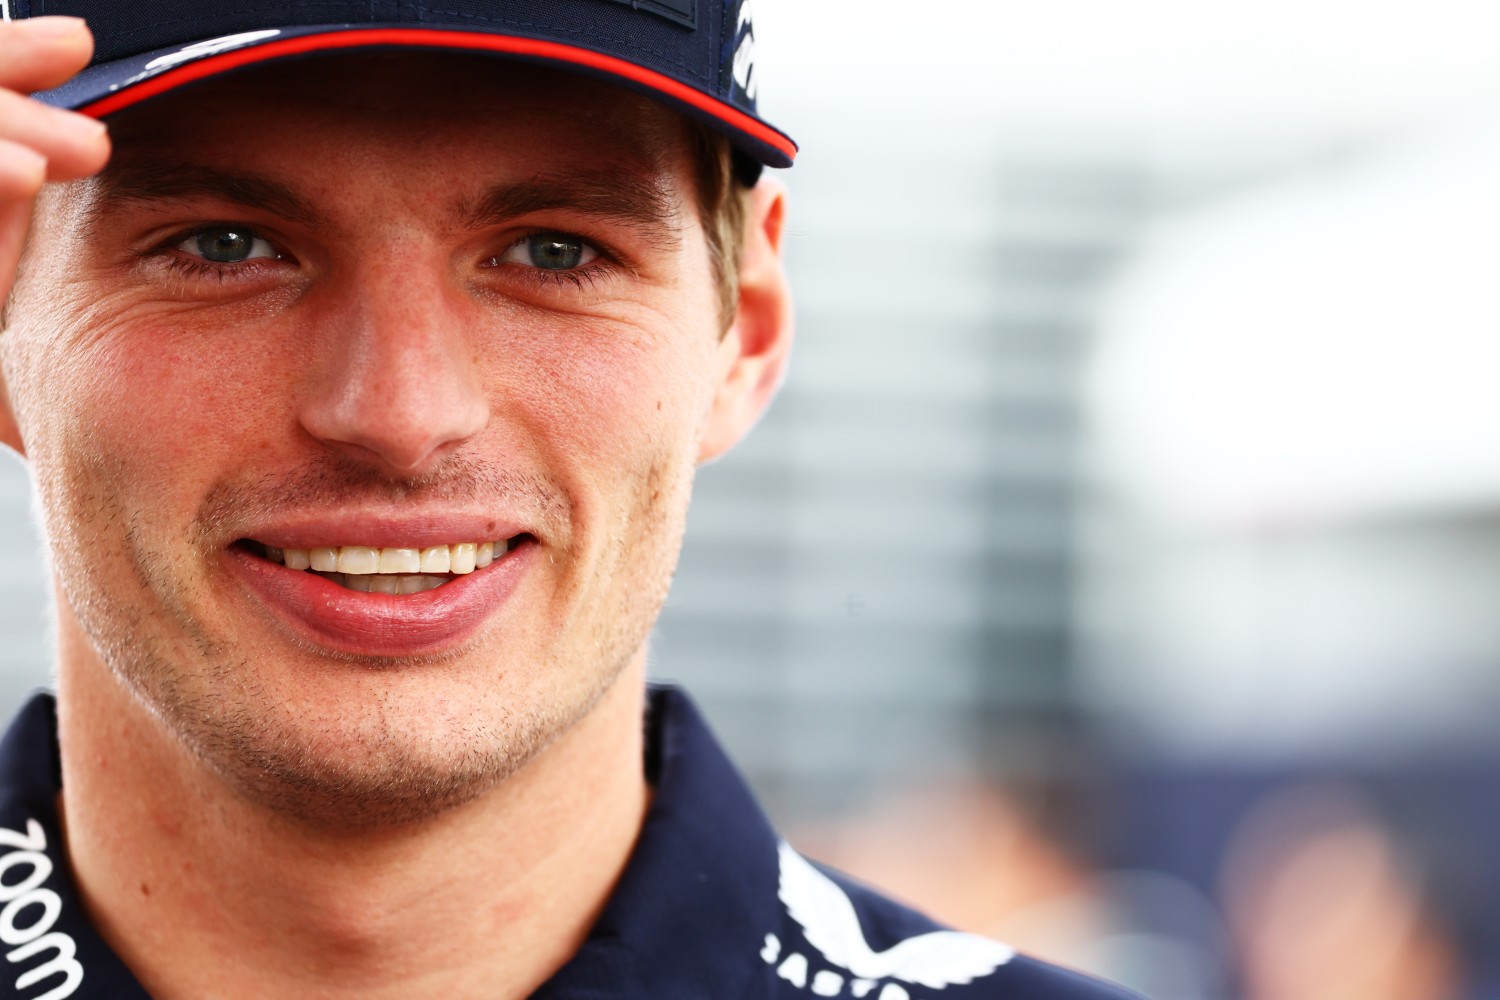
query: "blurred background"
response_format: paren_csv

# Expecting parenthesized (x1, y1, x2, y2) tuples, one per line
(662, 2, 1500, 997)
(7, 1, 1500, 997)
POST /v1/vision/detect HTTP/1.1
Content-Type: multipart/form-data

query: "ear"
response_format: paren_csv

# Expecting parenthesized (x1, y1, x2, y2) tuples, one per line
(0, 195, 30, 461)
(0, 370, 22, 460)
(0, 314, 24, 457)
(697, 179, 794, 464)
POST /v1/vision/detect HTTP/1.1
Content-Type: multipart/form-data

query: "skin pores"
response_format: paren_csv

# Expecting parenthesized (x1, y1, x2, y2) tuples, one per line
(1, 56, 743, 828)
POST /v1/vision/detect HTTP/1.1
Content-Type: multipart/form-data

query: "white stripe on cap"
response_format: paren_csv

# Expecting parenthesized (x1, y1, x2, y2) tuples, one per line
(1, 2, 11, 23)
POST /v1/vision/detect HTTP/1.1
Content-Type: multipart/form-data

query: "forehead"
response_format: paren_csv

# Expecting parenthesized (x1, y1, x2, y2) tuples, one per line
(98, 52, 693, 190)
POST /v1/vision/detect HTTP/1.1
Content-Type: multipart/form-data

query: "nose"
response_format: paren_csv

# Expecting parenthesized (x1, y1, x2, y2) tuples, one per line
(298, 263, 489, 477)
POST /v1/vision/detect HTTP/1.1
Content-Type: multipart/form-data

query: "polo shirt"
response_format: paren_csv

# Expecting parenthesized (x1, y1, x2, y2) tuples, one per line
(0, 688, 1142, 999)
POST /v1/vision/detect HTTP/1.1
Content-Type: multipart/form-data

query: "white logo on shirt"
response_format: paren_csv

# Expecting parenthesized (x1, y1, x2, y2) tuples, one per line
(0, 819, 81, 999)
(763, 842, 1014, 997)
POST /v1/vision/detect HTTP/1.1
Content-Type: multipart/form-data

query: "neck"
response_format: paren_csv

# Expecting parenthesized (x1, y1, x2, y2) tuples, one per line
(55, 635, 651, 1000)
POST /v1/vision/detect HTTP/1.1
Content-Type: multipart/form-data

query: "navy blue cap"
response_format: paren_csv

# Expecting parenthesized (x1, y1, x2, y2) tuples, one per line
(8, 0, 796, 170)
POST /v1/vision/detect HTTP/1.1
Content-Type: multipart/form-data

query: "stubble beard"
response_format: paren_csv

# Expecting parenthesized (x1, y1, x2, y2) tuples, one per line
(45, 450, 691, 831)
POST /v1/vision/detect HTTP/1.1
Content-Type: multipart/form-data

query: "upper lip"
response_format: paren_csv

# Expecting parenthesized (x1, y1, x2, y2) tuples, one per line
(236, 513, 533, 551)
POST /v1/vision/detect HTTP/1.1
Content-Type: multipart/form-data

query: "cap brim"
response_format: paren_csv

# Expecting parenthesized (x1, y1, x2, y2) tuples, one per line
(39, 24, 797, 169)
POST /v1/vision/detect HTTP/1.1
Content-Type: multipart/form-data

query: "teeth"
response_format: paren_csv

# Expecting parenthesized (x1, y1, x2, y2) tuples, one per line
(267, 540, 512, 580)
(316, 572, 450, 595)
(419, 546, 451, 573)
(336, 546, 380, 574)
(379, 548, 420, 574)
(368, 575, 401, 595)
(451, 542, 477, 575)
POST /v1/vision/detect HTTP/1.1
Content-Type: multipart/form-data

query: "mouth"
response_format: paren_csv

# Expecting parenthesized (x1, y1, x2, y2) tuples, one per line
(225, 525, 541, 656)
(235, 535, 536, 595)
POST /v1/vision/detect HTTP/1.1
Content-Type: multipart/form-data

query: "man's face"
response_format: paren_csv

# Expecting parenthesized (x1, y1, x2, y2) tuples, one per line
(1, 54, 769, 824)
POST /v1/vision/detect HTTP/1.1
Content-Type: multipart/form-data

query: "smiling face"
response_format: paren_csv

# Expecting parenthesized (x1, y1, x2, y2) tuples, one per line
(0, 54, 788, 826)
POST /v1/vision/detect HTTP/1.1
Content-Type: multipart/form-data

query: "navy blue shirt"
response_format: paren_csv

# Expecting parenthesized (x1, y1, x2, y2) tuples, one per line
(0, 688, 1142, 999)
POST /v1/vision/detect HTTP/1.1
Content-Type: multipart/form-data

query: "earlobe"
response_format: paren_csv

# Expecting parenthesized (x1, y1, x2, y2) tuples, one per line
(697, 179, 794, 464)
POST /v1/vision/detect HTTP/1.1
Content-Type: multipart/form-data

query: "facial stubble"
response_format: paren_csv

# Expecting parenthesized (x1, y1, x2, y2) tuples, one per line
(43, 447, 692, 831)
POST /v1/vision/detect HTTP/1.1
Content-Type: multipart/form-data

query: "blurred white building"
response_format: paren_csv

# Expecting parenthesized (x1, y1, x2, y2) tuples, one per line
(1079, 119, 1500, 761)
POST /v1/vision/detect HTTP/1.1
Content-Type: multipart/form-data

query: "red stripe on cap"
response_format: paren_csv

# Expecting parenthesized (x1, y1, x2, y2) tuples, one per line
(79, 27, 797, 163)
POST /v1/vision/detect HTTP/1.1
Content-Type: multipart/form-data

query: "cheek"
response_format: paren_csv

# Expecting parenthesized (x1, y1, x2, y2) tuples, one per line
(490, 312, 713, 621)
(12, 306, 287, 528)
(498, 308, 719, 473)
(116, 340, 284, 465)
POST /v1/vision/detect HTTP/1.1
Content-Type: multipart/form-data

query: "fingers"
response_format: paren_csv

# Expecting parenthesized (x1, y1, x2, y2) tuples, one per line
(0, 18, 110, 183)
(0, 144, 46, 323)
(0, 17, 110, 323)
(0, 139, 46, 203)
(0, 87, 110, 181)
(0, 17, 95, 94)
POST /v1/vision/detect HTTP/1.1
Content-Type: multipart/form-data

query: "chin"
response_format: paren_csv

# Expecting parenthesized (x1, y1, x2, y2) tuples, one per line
(167, 681, 552, 829)
(119, 638, 626, 830)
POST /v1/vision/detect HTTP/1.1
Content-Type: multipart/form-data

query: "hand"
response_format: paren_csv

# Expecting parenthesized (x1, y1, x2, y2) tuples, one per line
(0, 16, 110, 313)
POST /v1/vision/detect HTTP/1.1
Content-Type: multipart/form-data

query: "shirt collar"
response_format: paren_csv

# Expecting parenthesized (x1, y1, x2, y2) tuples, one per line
(0, 693, 153, 999)
(0, 687, 782, 1000)
(535, 684, 783, 998)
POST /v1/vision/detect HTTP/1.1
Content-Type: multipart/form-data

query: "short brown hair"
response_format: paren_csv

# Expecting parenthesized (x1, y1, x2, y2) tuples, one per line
(687, 125, 751, 334)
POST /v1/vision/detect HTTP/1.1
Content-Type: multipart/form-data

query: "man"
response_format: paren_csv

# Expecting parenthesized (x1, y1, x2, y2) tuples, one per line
(0, 4, 1142, 998)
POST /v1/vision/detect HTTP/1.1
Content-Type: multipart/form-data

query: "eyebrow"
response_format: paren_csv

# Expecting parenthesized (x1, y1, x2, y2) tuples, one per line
(86, 159, 324, 229)
(84, 160, 684, 248)
(461, 169, 684, 248)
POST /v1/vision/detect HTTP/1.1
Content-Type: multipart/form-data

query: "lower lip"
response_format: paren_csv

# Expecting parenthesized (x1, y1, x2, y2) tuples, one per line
(226, 542, 534, 656)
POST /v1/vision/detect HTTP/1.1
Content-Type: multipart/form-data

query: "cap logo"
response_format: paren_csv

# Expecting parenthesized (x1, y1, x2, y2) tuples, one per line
(104, 29, 282, 94)
(143, 29, 283, 73)
(603, 0, 696, 29)
(731, 0, 757, 101)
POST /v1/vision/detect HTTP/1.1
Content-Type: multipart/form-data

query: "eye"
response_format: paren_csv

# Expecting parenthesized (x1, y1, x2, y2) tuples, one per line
(487, 233, 599, 271)
(177, 226, 281, 264)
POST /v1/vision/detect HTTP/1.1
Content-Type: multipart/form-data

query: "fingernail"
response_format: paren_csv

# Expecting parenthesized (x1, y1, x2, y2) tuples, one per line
(25, 16, 88, 39)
